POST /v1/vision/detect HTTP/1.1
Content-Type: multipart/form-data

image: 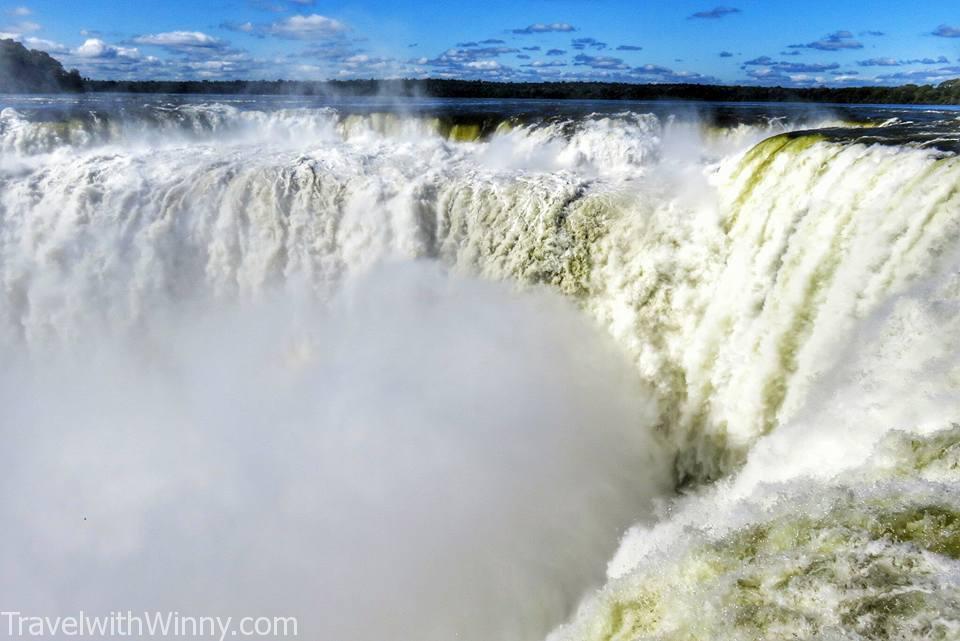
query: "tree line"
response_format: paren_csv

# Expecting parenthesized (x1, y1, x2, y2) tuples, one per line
(83, 78, 960, 104)
(0, 39, 83, 93)
(4, 38, 960, 105)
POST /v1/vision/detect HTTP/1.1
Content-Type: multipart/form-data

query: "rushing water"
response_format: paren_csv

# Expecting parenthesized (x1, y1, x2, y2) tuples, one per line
(2, 95, 960, 640)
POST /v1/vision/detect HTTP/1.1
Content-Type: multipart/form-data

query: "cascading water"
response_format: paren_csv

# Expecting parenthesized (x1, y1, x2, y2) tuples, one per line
(1, 95, 959, 640)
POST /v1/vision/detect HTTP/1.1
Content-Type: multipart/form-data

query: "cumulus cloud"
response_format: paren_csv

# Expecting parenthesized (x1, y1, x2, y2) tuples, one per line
(688, 6, 740, 19)
(416, 45, 522, 78)
(133, 31, 229, 56)
(571, 37, 606, 50)
(572, 53, 628, 70)
(240, 14, 348, 40)
(738, 58, 868, 86)
(857, 57, 900, 67)
(410, 50, 522, 79)
(333, 53, 398, 75)
(410, 38, 719, 83)
(857, 56, 949, 67)
(877, 66, 960, 82)
(788, 30, 862, 51)
(270, 14, 345, 39)
(719, 50, 733, 57)
(932, 24, 960, 38)
(432, 48, 510, 63)
(22, 36, 68, 53)
(75, 38, 140, 59)
(738, 54, 860, 86)
(464, 60, 501, 70)
(616, 45, 642, 51)
(7, 6, 31, 16)
(522, 60, 567, 68)
(53, 31, 270, 81)
(289, 49, 396, 78)
(512, 23, 575, 35)
(628, 64, 717, 83)
(458, 40, 508, 48)
(743, 56, 839, 72)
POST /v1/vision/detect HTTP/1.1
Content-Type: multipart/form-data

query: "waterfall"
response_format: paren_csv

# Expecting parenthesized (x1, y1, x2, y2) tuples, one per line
(2, 99, 958, 640)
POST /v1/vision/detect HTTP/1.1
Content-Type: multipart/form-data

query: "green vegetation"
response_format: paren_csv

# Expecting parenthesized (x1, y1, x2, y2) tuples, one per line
(4, 40, 960, 104)
(80, 77, 960, 104)
(0, 39, 82, 93)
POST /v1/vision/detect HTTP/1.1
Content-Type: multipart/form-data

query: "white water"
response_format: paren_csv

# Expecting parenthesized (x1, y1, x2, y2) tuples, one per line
(1, 102, 959, 639)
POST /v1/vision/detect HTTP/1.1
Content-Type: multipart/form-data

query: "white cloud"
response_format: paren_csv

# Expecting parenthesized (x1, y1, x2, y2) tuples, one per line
(512, 22, 575, 35)
(523, 60, 567, 68)
(932, 24, 960, 38)
(0, 18, 37, 41)
(267, 14, 346, 39)
(8, 6, 31, 16)
(134, 31, 225, 49)
(788, 30, 862, 51)
(23, 36, 68, 53)
(74, 38, 140, 59)
(465, 60, 501, 70)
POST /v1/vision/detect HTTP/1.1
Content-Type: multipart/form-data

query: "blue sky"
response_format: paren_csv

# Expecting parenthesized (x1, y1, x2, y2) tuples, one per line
(4, 0, 960, 85)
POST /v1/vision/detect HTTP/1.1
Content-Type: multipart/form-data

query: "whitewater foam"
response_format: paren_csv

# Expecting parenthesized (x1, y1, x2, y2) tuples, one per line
(1, 99, 959, 640)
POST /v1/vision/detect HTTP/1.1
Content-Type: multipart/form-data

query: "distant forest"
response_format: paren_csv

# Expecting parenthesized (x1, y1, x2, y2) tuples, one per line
(0, 39, 83, 93)
(4, 37, 960, 105)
